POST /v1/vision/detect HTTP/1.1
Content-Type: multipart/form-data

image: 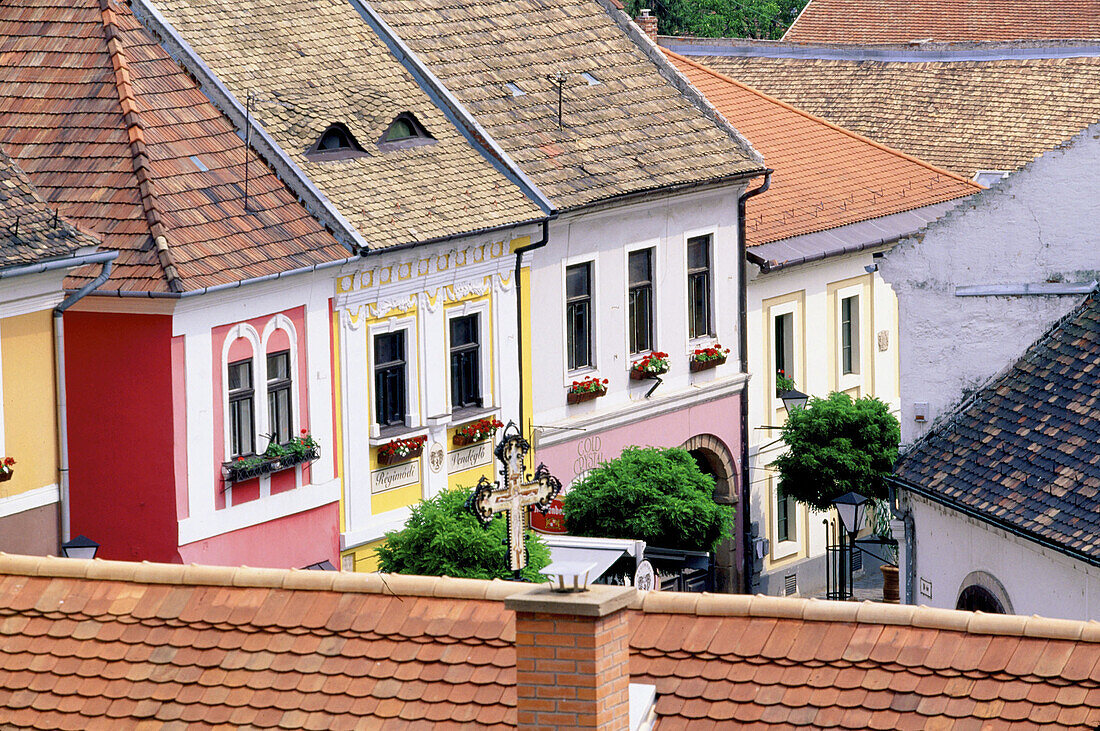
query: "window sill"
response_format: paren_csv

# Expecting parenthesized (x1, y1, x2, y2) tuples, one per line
(451, 406, 497, 427)
(369, 425, 428, 446)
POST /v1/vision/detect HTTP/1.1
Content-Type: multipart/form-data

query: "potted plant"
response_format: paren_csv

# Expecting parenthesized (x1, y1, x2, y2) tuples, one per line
(775, 369, 796, 396)
(630, 352, 669, 380)
(453, 417, 503, 446)
(0, 456, 14, 482)
(689, 344, 730, 372)
(871, 498, 900, 603)
(566, 376, 608, 404)
(377, 435, 427, 466)
(222, 430, 320, 483)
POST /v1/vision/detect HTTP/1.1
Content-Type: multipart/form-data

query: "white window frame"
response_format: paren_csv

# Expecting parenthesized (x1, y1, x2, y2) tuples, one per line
(445, 301, 493, 414)
(835, 283, 863, 392)
(768, 300, 801, 413)
(684, 229, 717, 343)
(560, 254, 600, 384)
(623, 239, 661, 363)
(771, 476, 800, 560)
(368, 315, 419, 437)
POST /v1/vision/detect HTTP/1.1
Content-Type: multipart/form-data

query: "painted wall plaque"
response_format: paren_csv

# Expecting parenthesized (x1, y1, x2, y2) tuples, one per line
(371, 459, 420, 493)
(448, 440, 492, 474)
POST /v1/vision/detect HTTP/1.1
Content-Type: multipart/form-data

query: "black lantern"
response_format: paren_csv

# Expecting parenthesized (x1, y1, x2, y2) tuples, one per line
(60, 535, 99, 559)
(779, 388, 810, 413)
(832, 492, 871, 536)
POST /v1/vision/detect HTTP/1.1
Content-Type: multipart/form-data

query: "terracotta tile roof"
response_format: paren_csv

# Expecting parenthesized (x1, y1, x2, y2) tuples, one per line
(4, 553, 1100, 728)
(0, 0, 348, 293)
(147, 0, 545, 249)
(0, 148, 100, 269)
(684, 45, 1100, 179)
(366, 0, 764, 210)
(784, 0, 1100, 43)
(894, 294, 1100, 564)
(663, 51, 979, 246)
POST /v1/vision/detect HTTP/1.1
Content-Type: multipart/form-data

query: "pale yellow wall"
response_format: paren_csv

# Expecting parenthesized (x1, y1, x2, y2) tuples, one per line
(343, 538, 383, 572)
(1, 310, 58, 497)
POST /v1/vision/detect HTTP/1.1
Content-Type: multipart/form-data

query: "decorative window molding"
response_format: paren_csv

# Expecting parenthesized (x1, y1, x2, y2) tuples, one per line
(305, 123, 368, 160)
(686, 233, 714, 340)
(377, 112, 435, 151)
(565, 261, 594, 372)
(627, 246, 656, 355)
(446, 301, 492, 414)
(368, 315, 419, 438)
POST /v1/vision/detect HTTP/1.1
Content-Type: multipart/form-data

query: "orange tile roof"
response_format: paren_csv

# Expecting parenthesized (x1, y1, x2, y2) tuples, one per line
(0, 0, 348, 294)
(3, 553, 1100, 728)
(664, 51, 980, 246)
(784, 0, 1100, 43)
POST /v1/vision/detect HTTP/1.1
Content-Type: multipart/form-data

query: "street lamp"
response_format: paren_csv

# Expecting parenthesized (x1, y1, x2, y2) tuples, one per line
(778, 388, 809, 413)
(60, 535, 99, 559)
(830, 492, 870, 600)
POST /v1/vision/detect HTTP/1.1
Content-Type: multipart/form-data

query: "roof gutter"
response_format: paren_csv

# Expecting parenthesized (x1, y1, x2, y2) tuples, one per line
(886, 474, 1100, 571)
(0, 250, 118, 280)
(748, 232, 903, 273)
(737, 170, 771, 593)
(342, 0, 556, 216)
(53, 250, 119, 545)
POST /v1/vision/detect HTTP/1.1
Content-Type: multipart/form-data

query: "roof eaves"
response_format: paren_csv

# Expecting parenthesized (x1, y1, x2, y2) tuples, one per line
(343, 0, 555, 216)
(661, 37, 1100, 62)
(596, 0, 764, 168)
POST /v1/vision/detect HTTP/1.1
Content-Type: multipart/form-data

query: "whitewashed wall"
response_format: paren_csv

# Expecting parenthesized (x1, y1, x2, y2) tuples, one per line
(880, 123, 1100, 444)
(910, 494, 1100, 621)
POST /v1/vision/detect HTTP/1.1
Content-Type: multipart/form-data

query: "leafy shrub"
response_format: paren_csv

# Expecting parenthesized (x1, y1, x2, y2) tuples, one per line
(771, 392, 900, 511)
(563, 446, 733, 552)
(375, 486, 550, 581)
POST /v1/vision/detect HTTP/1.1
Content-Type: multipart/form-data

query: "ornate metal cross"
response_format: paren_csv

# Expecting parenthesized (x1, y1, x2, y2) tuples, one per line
(469, 421, 562, 575)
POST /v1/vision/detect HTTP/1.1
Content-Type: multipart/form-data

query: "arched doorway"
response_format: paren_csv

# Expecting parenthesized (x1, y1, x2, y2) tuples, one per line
(679, 434, 739, 592)
(955, 570, 1012, 614)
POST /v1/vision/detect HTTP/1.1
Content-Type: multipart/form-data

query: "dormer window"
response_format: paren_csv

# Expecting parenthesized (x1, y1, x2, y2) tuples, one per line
(377, 113, 435, 151)
(306, 123, 367, 160)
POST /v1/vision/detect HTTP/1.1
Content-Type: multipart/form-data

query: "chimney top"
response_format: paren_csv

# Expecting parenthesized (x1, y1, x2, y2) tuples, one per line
(636, 8, 658, 42)
(505, 583, 636, 616)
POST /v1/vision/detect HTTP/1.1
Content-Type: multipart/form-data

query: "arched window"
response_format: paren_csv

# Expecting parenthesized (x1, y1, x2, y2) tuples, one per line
(956, 585, 1006, 614)
(378, 113, 435, 150)
(306, 123, 366, 159)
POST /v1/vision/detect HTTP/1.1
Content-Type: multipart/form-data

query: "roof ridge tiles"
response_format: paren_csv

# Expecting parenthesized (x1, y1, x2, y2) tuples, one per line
(664, 49, 981, 192)
(98, 0, 182, 292)
(8, 553, 1100, 642)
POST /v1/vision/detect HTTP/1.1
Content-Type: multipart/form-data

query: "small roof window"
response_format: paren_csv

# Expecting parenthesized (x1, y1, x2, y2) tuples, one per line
(581, 72, 600, 86)
(377, 113, 435, 151)
(306, 123, 367, 159)
(505, 82, 527, 97)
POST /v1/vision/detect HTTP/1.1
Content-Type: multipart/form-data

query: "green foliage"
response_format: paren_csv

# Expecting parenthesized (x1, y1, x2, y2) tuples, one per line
(375, 487, 551, 582)
(563, 446, 734, 552)
(772, 392, 900, 511)
(626, 0, 807, 39)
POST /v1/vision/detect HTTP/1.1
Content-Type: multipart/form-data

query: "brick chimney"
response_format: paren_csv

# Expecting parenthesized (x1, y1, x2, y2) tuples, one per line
(636, 8, 658, 42)
(506, 584, 637, 730)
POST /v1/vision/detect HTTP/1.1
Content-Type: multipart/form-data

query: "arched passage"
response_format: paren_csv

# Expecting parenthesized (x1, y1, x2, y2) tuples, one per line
(956, 570, 1013, 614)
(679, 434, 740, 592)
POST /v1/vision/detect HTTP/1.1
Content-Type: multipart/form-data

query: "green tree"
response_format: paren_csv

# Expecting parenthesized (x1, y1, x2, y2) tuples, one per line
(375, 487, 551, 581)
(563, 446, 733, 552)
(771, 392, 900, 511)
(627, 0, 807, 39)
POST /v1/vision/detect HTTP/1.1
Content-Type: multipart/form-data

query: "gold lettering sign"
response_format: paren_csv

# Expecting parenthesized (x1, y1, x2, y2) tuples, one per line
(371, 460, 420, 493)
(448, 441, 493, 474)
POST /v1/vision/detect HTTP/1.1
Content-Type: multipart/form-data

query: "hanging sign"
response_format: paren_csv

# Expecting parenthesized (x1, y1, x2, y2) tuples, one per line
(530, 497, 566, 534)
(634, 560, 657, 592)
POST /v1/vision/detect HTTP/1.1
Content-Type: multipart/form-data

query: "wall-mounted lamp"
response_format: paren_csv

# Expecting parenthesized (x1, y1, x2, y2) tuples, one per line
(778, 388, 809, 413)
(60, 535, 99, 559)
(864, 264, 878, 274)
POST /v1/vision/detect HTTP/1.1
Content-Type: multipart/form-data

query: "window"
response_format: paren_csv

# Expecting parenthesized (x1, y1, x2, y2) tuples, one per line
(306, 123, 366, 158)
(374, 331, 407, 427)
(266, 351, 292, 445)
(840, 295, 859, 375)
(628, 248, 654, 354)
(774, 312, 794, 388)
(687, 235, 712, 338)
(566, 262, 592, 370)
(228, 359, 254, 458)
(378, 113, 435, 150)
(450, 315, 482, 410)
(776, 485, 796, 543)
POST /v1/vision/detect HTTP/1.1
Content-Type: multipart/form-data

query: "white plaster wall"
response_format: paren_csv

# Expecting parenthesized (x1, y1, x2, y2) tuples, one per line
(911, 494, 1100, 621)
(880, 124, 1100, 443)
(528, 186, 745, 432)
(746, 251, 899, 588)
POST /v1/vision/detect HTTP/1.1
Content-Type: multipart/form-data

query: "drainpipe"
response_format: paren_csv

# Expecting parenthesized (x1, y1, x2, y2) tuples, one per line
(513, 218, 553, 440)
(737, 171, 771, 593)
(52, 252, 118, 544)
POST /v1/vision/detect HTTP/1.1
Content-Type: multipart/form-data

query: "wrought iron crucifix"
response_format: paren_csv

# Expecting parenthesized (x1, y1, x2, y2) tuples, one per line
(469, 421, 562, 577)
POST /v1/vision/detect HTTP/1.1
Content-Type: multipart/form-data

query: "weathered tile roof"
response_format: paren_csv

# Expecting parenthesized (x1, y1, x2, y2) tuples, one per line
(784, 0, 1100, 43)
(367, 0, 764, 210)
(147, 0, 545, 249)
(0, 149, 100, 269)
(679, 43, 1100, 179)
(894, 294, 1100, 564)
(664, 51, 979, 247)
(0, 0, 348, 293)
(4, 553, 1100, 729)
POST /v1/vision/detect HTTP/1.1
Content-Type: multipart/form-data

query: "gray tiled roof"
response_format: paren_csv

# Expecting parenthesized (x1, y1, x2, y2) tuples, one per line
(369, 0, 764, 210)
(0, 148, 98, 269)
(894, 294, 1100, 562)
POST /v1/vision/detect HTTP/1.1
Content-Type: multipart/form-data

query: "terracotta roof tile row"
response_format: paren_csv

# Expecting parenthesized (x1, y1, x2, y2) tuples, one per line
(894, 294, 1100, 564)
(0, 0, 348, 293)
(147, 0, 545, 250)
(4, 554, 1100, 728)
(688, 48, 1100, 179)
(366, 0, 763, 209)
(784, 0, 1100, 44)
(663, 51, 979, 246)
(0, 149, 100, 268)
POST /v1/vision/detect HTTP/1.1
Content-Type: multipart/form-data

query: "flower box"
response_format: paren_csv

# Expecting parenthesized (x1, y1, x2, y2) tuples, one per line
(377, 435, 427, 466)
(567, 388, 606, 404)
(630, 366, 667, 380)
(453, 417, 503, 447)
(0, 456, 14, 482)
(567, 376, 608, 404)
(630, 352, 669, 380)
(0, 470, 11, 483)
(222, 446, 318, 484)
(690, 354, 727, 372)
